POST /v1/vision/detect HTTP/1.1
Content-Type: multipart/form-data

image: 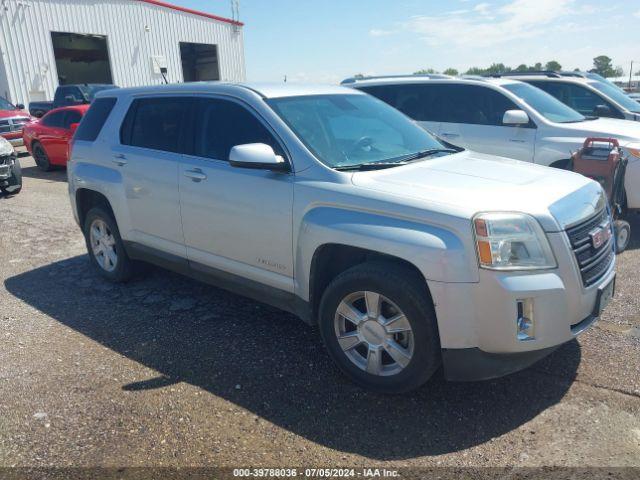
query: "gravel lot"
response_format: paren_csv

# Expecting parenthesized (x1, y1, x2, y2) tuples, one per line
(1, 154, 639, 472)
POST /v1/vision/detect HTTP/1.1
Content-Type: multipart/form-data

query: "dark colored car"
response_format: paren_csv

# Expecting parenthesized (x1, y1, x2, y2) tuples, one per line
(0, 136, 21, 195)
(23, 105, 89, 171)
(29, 84, 118, 118)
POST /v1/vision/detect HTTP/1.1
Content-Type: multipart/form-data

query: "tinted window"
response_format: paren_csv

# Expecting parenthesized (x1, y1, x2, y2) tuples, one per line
(63, 110, 83, 129)
(55, 86, 83, 105)
(121, 97, 191, 153)
(503, 83, 585, 123)
(41, 111, 66, 128)
(0, 97, 14, 110)
(438, 85, 521, 126)
(360, 84, 447, 122)
(528, 81, 623, 118)
(75, 97, 117, 142)
(194, 98, 281, 160)
(590, 81, 640, 113)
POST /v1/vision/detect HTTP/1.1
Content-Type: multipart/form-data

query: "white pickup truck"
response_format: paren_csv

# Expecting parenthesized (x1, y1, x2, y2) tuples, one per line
(67, 83, 615, 393)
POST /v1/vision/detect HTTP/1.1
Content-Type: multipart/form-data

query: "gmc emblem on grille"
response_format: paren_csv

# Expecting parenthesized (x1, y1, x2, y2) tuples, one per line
(590, 222, 611, 249)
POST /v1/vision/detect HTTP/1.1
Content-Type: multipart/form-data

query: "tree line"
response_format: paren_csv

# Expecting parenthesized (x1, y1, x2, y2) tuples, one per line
(412, 56, 627, 78)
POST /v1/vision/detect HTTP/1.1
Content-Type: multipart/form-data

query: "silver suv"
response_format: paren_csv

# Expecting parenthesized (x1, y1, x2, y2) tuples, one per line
(68, 83, 615, 393)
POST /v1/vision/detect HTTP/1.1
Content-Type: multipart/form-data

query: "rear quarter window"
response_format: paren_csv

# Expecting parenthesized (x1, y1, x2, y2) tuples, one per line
(74, 98, 117, 142)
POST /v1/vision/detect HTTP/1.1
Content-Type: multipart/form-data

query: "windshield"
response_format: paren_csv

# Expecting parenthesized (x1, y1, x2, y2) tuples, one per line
(503, 83, 586, 123)
(79, 85, 116, 102)
(0, 97, 15, 110)
(267, 94, 451, 169)
(589, 81, 640, 114)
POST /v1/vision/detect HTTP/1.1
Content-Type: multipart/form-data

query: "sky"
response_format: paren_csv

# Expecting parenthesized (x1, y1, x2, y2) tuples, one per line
(176, 0, 639, 83)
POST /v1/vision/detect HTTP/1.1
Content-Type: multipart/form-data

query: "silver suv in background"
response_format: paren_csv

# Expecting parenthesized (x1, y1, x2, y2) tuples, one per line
(68, 83, 615, 393)
(346, 75, 640, 211)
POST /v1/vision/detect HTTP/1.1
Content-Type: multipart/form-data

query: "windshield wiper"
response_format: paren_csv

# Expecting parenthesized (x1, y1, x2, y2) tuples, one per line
(394, 148, 459, 162)
(334, 162, 409, 171)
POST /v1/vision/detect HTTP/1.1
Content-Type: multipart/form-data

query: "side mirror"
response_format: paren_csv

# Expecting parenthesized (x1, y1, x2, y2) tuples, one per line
(503, 109, 530, 126)
(15, 103, 25, 110)
(69, 122, 80, 133)
(229, 143, 288, 172)
(594, 104, 613, 117)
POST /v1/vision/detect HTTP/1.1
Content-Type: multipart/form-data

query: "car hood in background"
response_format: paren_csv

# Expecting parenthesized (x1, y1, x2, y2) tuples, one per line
(351, 150, 604, 232)
(0, 110, 30, 120)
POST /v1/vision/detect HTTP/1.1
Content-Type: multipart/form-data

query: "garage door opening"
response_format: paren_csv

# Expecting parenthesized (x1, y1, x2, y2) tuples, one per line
(51, 32, 113, 85)
(180, 42, 220, 82)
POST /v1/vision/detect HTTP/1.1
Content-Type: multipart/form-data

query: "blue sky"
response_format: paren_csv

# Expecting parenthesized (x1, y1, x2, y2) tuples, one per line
(178, 0, 639, 83)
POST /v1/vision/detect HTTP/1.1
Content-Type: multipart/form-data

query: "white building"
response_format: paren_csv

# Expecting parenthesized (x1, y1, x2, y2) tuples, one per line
(0, 0, 245, 105)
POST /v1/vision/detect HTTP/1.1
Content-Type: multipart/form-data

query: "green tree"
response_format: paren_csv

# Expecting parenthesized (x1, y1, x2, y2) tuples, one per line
(414, 68, 437, 74)
(515, 64, 529, 72)
(545, 60, 562, 71)
(591, 55, 618, 77)
(443, 68, 459, 76)
(529, 62, 543, 71)
(465, 66, 486, 75)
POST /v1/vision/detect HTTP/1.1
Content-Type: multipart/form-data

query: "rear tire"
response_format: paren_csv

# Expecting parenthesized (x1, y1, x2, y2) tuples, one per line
(32, 143, 52, 172)
(614, 219, 631, 253)
(83, 207, 134, 282)
(318, 262, 441, 394)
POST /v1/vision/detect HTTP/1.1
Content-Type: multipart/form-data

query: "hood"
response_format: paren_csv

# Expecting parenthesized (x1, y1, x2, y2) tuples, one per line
(351, 150, 604, 232)
(558, 117, 640, 146)
(0, 109, 29, 120)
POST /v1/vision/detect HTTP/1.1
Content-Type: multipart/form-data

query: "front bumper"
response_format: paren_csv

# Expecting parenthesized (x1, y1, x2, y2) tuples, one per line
(430, 231, 616, 381)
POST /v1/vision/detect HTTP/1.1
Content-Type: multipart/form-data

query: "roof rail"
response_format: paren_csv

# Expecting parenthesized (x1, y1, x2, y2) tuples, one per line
(486, 70, 562, 78)
(341, 73, 452, 84)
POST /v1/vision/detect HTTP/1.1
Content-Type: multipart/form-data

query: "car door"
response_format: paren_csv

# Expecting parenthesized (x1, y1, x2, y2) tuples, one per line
(438, 84, 537, 162)
(178, 97, 294, 292)
(38, 110, 68, 164)
(113, 96, 191, 257)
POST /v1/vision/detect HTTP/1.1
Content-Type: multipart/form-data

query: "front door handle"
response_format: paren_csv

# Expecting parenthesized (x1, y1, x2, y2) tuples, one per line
(184, 169, 207, 182)
(112, 154, 127, 166)
(441, 132, 460, 138)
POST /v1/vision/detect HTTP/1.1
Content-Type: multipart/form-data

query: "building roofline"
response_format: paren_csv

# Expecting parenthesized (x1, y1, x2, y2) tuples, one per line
(140, 0, 244, 27)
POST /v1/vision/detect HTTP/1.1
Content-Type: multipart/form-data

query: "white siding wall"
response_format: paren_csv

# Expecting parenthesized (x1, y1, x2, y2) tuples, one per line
(0, 0, 245, 104)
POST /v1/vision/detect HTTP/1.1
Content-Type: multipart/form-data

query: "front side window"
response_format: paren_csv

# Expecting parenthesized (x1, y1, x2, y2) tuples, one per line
(589, 81, 640, 114)
(121, 97, 192, 153)
(194, 98, 282, 160)
(503, 83, 586, 123)
(63, 110, 83, 129)
(267, 94, 450, 169)
(528, 81, 621, 118)
(41, 111, 66, 128)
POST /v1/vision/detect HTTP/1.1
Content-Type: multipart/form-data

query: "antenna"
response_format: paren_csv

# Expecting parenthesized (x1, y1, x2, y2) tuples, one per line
(231, 0, 240, 31)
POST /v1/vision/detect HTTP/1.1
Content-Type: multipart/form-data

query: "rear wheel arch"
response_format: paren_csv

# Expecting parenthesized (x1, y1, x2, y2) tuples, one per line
(76, 189, 116, 229)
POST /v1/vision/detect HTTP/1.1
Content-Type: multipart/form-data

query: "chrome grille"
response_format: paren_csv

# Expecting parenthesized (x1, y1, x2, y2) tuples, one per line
(566, 209, 614, 287)
(0, 117, 29, 134)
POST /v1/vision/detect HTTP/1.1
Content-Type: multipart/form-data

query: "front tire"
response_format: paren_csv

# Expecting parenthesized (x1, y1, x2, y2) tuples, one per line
(614, 219, 631, 253)
(318, 262, 441, 394)
(83, 207, 134, 282)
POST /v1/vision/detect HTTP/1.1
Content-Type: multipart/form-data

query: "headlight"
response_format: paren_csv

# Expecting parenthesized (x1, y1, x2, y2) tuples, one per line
(0, 137, 14, 156)
(473, 213, 557, 270)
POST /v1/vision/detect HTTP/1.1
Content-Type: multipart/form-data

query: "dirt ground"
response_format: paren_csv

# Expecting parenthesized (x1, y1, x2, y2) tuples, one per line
(1, 154, 639, 474)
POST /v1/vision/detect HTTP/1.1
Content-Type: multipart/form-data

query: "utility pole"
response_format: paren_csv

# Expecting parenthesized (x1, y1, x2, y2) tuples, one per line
(629, 61, 633, 91)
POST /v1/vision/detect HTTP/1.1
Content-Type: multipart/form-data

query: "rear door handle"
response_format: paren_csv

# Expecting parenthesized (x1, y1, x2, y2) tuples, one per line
(112, 154, 127, 166)
(184, 169, 207, 182)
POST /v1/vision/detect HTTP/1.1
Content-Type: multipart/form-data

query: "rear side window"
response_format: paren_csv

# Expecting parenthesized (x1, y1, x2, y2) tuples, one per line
(120, 97, 192, 153)
(41, 111, 66, 128)
(75, 98, 117, 142)
(360, 84, 448, 122)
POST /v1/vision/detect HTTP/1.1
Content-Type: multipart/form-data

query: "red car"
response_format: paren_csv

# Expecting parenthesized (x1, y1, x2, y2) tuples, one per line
(23, 105, 88, 171)
(0, 96, 31, 148)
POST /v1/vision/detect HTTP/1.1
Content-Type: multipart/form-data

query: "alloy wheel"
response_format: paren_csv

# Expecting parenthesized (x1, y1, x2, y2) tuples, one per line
(89, 219, 118, 272)
(333, 291, 414, 376)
